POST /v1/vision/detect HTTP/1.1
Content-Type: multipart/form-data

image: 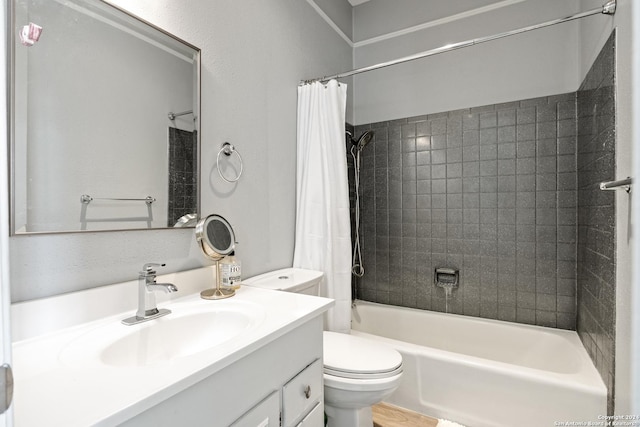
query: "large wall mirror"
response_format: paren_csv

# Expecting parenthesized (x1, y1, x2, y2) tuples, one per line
(10, 0, 201, 234)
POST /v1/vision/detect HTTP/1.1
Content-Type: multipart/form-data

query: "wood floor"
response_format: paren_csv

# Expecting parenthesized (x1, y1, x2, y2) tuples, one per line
(372, 402, 439, 427)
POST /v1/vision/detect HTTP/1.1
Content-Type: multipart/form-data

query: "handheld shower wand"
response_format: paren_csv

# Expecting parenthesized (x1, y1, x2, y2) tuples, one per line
(347, 130, 374, 278)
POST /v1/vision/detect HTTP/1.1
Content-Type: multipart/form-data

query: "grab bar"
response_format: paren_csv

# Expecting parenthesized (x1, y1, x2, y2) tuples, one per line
(599, 177, 632, 193)
(81, 194, 156, 205)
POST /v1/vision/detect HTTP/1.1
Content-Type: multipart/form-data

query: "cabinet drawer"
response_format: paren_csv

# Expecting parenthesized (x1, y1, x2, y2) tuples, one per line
(282, 359, 322, 427)
(296, 402, 324, 427)
(230, 391, 280, 427)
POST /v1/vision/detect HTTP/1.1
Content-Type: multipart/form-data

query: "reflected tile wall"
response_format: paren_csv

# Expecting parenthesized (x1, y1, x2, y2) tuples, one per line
(351, 94, 578, 330)
(168, 128, 197, 226)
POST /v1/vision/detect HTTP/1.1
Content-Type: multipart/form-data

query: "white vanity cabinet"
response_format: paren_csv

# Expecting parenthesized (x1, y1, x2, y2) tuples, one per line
(120, 315, 324, 427)
(12, 269, 333, 427)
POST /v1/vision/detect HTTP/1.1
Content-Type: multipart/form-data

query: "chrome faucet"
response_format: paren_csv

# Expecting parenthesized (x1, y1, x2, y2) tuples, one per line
(122, 263, 178, 325)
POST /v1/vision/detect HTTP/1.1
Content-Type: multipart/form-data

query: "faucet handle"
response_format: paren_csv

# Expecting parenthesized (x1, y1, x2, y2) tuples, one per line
(141, 262, 166, 276)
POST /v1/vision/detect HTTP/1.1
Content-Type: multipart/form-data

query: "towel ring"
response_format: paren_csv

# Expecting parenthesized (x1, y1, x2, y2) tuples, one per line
(217, 142, 243, 183)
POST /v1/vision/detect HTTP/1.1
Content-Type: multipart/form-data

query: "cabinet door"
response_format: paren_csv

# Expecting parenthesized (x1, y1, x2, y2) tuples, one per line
(230, 391, 280, 427)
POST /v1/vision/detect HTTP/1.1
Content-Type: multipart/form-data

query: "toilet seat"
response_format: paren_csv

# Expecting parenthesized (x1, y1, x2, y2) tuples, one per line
(323, 331, 403, 380)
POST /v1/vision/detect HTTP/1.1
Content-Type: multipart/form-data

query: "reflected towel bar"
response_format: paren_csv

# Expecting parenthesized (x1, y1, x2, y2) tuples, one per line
(599, 177, 632, 193)
(168, 110, 195, 120)
(81, 195, 156, 205)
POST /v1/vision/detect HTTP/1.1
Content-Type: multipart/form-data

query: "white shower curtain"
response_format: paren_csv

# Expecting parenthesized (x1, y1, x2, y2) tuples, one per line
(293, 80, 351, 333)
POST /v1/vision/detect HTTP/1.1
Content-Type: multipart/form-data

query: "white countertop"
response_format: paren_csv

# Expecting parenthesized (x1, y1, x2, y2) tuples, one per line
(11, 267, 333, 426)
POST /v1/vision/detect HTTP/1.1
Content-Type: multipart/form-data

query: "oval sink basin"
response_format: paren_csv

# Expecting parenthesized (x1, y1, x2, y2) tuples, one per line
(102, 310, 255, 366)
(59, 301, 265, 367)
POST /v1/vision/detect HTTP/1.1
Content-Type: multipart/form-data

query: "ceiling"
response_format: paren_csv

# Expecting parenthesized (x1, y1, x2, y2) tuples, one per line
(348, 0, 370, 6)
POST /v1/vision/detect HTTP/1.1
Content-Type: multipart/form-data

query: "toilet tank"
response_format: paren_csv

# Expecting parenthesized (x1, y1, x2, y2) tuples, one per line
(243, 268, 324, 296)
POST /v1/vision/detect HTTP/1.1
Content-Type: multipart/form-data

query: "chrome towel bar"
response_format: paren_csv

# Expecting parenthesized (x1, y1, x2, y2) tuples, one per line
(599, 177, 632, 193)
(81, 195, 156, 205)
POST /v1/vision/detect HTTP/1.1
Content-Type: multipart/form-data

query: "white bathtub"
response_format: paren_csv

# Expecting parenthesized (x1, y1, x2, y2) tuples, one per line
(351, 301, 607, 427)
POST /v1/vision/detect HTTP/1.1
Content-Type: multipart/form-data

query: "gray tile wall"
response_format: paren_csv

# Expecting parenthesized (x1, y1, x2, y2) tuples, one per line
(577, 30, 616, 414)
(351, 94, 578, 330)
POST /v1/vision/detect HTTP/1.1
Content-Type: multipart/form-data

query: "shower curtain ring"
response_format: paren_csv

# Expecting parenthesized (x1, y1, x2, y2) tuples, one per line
(216, 142, 244, 183)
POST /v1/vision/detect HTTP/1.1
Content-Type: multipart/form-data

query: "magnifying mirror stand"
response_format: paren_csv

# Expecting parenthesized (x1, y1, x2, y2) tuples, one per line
(196, 214, 237, 300)
(200, 259, 235, 300)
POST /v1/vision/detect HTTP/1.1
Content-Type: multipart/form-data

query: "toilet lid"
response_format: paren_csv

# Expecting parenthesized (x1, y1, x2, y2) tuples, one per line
(323, 331, 403, 379)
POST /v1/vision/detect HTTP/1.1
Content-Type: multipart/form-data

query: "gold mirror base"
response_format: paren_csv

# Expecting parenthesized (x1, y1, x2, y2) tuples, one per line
(200, 288, 235, 300)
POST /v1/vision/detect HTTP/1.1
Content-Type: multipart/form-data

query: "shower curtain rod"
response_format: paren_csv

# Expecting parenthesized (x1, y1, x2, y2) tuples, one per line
(301, 0, 616, 85)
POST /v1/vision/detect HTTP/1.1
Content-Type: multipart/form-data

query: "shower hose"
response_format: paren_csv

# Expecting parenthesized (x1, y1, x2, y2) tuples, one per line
(350, 145, 365, 278)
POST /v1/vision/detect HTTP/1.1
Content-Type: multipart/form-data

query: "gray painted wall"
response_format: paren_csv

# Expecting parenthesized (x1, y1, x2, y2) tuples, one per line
(352, 0, 582, 125)
(10, 0, 352, 302)
(313, 0, 353, 40)
(352, 0, 513, 43)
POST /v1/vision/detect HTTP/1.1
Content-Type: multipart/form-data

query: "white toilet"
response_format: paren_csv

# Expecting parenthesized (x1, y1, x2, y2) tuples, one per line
(243, 268, 403, 427)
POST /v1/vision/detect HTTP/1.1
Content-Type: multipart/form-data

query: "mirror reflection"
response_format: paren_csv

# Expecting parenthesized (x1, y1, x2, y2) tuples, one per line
(11, 0, 200, 234)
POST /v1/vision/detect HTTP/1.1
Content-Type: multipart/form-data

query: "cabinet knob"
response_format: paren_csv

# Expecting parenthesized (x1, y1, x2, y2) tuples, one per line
(303, 385, 311, 399)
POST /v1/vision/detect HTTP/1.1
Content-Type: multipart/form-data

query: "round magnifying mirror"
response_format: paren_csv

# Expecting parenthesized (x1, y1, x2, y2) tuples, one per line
(195, 214, 236, 299)
(195, 214, 236, 261)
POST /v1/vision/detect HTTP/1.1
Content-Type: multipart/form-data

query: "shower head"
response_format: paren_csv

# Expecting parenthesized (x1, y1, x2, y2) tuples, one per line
(356, 130, 374, 150)
(346, 130, 374, 150)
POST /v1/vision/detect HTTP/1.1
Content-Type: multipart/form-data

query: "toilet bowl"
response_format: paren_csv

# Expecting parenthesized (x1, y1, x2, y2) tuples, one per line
(323, 330, 402, 426)
(243, 268, 403, 427)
